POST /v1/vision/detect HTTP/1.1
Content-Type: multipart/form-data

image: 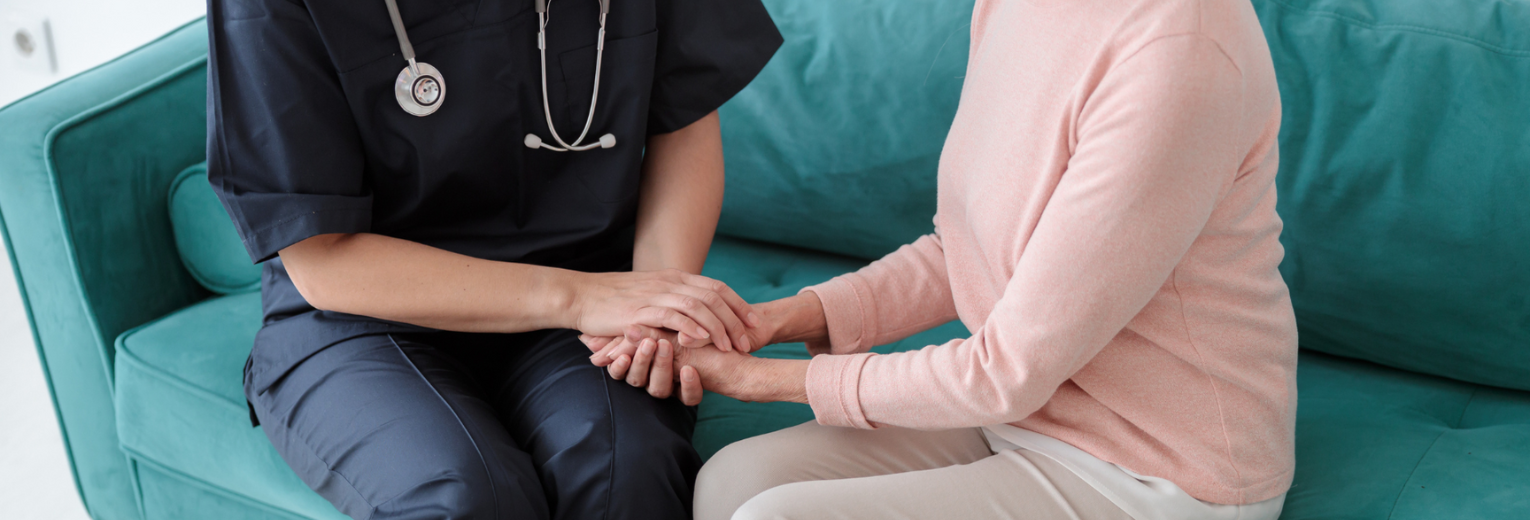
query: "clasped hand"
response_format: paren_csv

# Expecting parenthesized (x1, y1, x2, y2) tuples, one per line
(579, 323, 772, 405)
(571, 269, 768, 405)
(572, 268, 761, 351)
(576, 279, 823, 406)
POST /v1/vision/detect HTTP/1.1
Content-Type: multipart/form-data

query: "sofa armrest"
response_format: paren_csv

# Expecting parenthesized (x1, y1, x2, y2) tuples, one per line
(0, 18, 211, 520)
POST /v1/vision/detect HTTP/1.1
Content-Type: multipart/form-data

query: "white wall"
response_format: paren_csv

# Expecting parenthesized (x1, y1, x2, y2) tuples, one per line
(0, 0, 204, 107)
(0, 1, 204, 518)
(0, 238, 91, 520)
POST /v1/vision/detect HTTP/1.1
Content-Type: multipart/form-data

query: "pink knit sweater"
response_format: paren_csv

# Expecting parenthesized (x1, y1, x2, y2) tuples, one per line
(801, 0, 1296, 505)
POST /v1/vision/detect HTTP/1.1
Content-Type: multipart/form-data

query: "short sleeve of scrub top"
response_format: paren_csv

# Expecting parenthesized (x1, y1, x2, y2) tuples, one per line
(207, 0, 783, 265)
(207, 0, 373, 264)
(646, 0, 781, 134)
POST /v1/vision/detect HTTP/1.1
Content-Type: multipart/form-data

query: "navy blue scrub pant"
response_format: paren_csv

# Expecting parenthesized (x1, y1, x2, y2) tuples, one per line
(246, 329, 699, 520)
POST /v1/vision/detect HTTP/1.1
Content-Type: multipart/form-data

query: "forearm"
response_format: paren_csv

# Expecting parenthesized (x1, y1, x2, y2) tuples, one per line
(742, 357, 810, 403)
(804, 234, 959, 354)
(696, 353, 809, 404)
(280, 233, 578, 333)
(633, 111, 724, 274)
(756, 292, 830, 345)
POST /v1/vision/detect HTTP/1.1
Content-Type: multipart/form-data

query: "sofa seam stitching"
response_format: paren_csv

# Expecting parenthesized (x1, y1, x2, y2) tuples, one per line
(116, 339, 245, 410)
(1265, 0, 1530, 57)
(41, 54, 208, 400)
(1386, 430, 1448, 520)
(1452, 388, 1477, 429)
(119, 449, 314, 519)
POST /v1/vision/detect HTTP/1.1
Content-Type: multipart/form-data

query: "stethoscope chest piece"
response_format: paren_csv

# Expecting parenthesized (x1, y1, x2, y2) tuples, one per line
(394, 61, 445, 116)
(380, 0, 614, 148)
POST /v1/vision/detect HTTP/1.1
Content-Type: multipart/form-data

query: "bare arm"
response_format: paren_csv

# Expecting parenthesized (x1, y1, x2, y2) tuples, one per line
(633, 111, 725, 275)
(627, 111, 757, 351)
(278, 233, 754, 341)
(280, 233, 575, 333)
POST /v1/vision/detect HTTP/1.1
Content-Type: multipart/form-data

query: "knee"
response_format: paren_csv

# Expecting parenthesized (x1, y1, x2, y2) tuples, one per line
(613, 419, 697, 476)
(539, 402, 698, 518)
(731, 484, 819, 520)
(694, 436, 800, 520)
(373, 471, 491, 520)
(371, 453, 545, 520)
(608, 417, 699, 510)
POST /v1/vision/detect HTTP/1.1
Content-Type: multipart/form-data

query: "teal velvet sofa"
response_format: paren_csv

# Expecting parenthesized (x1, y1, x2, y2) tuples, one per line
(1, 0, 1526, 518)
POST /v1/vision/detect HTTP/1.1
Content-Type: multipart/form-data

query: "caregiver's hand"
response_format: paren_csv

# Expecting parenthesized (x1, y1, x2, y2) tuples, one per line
(573, 269, 758, 352)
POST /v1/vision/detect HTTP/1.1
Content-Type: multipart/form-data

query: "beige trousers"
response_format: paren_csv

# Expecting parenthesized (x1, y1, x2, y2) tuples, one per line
(694, 422, 1133, 520)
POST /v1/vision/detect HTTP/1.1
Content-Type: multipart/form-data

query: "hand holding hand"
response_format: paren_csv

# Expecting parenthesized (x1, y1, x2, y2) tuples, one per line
(572, 269, 759, 351)
(586, 308, 776, 372)
(580, 328, 803, 405)
(579, 330, 745, 405)
(582, 292, 830, 403)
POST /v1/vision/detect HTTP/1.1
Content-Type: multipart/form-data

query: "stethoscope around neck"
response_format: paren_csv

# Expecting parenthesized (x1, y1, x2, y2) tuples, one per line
(382, 0, 616, 152)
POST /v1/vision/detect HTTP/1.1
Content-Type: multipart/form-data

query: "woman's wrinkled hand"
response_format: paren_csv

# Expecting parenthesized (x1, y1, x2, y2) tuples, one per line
(572, 269, 759, 351)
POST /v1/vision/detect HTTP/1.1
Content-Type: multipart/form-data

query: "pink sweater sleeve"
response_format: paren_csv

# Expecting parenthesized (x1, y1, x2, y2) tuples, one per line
(807, 35, 1250, 429)
(800, 233, 960, 355)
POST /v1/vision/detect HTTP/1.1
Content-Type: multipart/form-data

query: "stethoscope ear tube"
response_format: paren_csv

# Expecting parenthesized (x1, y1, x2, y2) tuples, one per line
(526, 0, 614, 151)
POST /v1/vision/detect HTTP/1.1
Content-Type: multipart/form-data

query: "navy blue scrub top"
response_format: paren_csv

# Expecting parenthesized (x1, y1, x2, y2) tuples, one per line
(206, 0, 781, 369)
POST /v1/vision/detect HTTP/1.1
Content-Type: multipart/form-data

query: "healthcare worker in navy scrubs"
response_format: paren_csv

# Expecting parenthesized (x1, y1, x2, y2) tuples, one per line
(205, 0, 780, 518)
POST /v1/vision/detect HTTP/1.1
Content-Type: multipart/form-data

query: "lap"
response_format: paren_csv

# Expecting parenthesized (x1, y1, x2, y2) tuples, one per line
(738, 449, 1131, 520)
(249, 333, 545, 520)
(248, 330, 697, 520)
(458, 329, 701, 518)
(697, 422, 1129, 520)
(695, 422, 993, 520)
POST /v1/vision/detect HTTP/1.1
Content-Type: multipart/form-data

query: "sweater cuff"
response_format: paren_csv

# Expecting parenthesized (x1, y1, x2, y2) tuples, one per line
(806, 353, 876, 429)
(800, 276, 874, 354)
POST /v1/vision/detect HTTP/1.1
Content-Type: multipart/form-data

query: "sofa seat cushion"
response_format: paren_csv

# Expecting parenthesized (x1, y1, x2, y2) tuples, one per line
(113, 291, 347, 520)
(111, 236, 1530, 520)
(1283, 351, 1530, 519)
(108, 236, 909, 518)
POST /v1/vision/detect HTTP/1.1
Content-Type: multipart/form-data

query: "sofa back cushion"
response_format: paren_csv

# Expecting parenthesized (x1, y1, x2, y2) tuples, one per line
(715, 0, 974, 260)
(1256, 0, 1530, 390)
(168, 163, 260, 294)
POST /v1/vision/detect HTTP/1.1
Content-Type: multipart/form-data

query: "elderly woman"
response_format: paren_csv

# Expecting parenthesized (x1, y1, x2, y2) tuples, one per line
(587, 0, 1297, 518)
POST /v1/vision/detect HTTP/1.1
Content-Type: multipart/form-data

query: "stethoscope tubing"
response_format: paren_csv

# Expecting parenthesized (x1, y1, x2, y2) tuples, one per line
(534, 8, 608, 151)
(382, 0, 417, 71)
(383, 0, 615, 151)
